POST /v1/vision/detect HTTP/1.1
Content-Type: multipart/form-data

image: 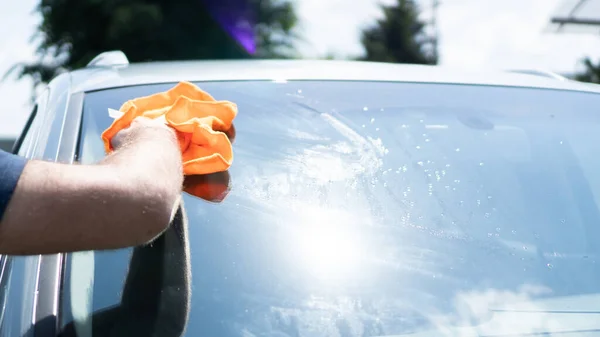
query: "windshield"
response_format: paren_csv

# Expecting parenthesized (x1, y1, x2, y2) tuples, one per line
(61, 80, 600, 337)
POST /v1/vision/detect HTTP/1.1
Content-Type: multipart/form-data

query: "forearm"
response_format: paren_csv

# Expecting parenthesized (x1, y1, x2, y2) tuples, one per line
(103, 126, 183, 194)
(0, 129, 183, 255)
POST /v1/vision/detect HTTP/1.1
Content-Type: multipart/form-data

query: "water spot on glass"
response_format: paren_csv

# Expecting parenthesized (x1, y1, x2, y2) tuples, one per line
(419, 119, 424, 123)
(362, 124, 366, 128)
(495, 227, 501, 232)
(363, 106, 369, 111)
(459, 200, 464, 206)
(521, 257, 525, 261)
(297, 89, 302, 94)
(476, 199, 481, 206)
(380, 108, 385, 112)
(402, 124, 408, 128)
(455, 148, 461, 152)
(445, 185, 450, 190)
(523, 246, 528, 251)
(441, 170, 446, 176)
(559, 141, 563, 145)
(416, 145, 421, 149)
(485, 213, 491, 218)
(402, 165, 408, 172)
(534, 233, 540, 239)
(560, 219, 566, 224)
(547, 263, 554, 269)
(479, 162, 485, 166)
(425, 138, 430, 142)
(407, 187, 412, 192)
(371, 118, 375, 123)
(454, 179, 461, 183)
(487, 195, 493, 199)
(511, 230, 517, 235)
(376, 128, 380, 131)
(417, 161, 424, 166)
(423, 133, 428, 137)
(487, 233, 493, 238)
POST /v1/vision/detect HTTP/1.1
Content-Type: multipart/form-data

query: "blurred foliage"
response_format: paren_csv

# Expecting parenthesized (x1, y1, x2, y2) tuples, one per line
(359, 0, 437, 65)
(575, 57, 600, 84)
(8, 0, 298, 90)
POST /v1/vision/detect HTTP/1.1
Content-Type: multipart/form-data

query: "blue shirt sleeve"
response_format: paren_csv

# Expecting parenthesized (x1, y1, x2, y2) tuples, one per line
(0, 150, 27, 220)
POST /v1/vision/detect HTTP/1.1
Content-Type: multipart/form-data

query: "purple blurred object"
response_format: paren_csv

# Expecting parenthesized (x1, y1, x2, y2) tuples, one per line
(202, 0, 256, 54)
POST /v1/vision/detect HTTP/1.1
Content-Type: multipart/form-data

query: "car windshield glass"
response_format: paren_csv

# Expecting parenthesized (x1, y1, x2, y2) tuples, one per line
(62, 80, 600, 337)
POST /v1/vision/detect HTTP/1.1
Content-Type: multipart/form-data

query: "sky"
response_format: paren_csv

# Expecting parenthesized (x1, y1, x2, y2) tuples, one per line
(2, 0, 600, 138)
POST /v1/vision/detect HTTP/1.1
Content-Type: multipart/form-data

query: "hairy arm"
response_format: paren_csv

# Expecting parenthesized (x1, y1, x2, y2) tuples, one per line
(0, 117, 183, 255)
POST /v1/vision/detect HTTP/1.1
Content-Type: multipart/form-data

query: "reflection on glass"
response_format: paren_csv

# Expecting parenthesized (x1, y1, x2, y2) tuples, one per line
(290, 206, 365, 282)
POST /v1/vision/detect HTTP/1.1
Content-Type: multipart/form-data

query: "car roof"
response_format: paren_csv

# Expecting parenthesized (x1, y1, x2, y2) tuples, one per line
(67, 59, 600, 95)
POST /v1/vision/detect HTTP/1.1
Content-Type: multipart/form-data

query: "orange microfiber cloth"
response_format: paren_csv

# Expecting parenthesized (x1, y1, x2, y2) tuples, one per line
(101, 81, 237, 202)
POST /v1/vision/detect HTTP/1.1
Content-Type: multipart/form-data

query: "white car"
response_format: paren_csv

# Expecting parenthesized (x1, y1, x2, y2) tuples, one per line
(5, 51, 600, 337)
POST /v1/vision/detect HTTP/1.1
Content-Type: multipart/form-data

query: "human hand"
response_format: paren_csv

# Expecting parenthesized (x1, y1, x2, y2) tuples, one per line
(111, 116, 176, 150)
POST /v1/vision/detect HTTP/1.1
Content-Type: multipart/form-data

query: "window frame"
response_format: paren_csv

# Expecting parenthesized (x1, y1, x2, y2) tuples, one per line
(0, 77, 85, 337)
(11, 105, 38, 155)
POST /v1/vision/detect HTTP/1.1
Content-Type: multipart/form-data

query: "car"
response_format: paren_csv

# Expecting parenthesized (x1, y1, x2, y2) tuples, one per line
(4, 50, 600, 337)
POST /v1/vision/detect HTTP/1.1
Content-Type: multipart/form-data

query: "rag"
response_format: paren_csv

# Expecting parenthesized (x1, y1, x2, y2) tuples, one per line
(101, 81, 237, 201)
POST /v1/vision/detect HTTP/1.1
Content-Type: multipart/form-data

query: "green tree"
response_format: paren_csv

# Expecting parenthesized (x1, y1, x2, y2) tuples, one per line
(9, 0, 298, 89)
(359, 0, 437, 65)
(575, 57, 600, 84)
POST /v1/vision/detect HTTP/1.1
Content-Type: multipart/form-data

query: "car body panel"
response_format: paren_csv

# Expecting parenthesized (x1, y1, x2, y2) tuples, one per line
(69, 60, 600, 95)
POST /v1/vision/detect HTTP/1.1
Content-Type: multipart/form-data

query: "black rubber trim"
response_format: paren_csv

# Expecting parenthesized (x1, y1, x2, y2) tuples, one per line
(11, 106, 38, 154)
(33, 92, 84, 337)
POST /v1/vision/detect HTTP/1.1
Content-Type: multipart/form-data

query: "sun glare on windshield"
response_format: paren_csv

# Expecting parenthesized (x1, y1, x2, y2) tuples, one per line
(291, 205, 366, 282)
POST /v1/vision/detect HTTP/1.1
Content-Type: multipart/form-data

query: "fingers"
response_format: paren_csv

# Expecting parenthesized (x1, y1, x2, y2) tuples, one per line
(111, 116, 172, 150)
